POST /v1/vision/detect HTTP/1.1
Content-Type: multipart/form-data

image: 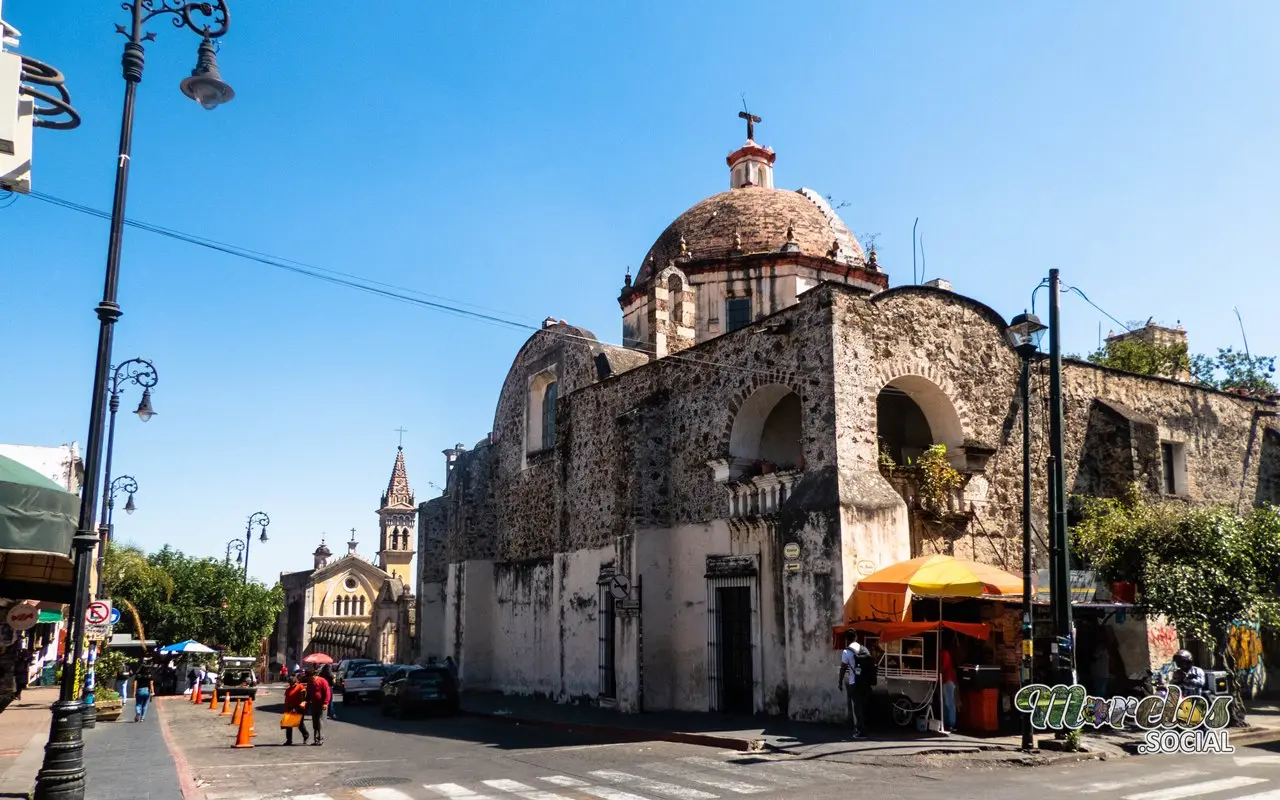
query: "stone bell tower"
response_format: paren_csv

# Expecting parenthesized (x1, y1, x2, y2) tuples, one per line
(377, 446, 417, 584)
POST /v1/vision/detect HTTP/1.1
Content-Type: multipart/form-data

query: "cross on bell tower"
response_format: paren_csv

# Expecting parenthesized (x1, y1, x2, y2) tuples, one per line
(739, 109, 761, 142)
(728, 104, 775, 190)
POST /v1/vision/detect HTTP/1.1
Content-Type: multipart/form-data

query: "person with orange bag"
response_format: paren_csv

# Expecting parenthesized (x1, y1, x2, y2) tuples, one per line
(282, 672, 309, 746)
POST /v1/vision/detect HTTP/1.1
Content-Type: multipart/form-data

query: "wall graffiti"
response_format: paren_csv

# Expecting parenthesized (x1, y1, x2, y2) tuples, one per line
(1230, 622, 1268, 701)
(1147, 624, 1179, 670)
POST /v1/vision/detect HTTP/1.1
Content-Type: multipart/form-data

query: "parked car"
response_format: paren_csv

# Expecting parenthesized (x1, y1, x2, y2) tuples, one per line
(218, 656, 258, 700)
(381, 665, 459, 718)
(340, 663, 388, 704)
(334, 658, 375, 693)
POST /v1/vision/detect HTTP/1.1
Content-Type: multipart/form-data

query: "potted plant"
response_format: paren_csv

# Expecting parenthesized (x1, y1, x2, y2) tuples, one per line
(94, 687, 123, 722)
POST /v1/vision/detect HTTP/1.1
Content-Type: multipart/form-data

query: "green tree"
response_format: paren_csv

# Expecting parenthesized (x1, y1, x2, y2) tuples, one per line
(106, 544, 283, 655)
(1072, 486, 1280, 723)
(1086, 338, 1190, 378)
(1190, 347, 1278, 394)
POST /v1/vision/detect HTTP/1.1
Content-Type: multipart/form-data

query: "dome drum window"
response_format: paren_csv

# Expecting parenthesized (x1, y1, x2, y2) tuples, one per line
(525, 369, 558, 457)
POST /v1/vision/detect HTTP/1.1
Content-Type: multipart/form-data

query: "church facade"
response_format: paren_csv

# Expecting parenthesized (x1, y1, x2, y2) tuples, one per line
(269, 448, 418, 668)
(416, 121, 1280, 721)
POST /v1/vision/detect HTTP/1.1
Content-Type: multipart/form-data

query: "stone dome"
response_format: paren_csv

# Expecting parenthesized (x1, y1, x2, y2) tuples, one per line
(636, 186, 865, 284)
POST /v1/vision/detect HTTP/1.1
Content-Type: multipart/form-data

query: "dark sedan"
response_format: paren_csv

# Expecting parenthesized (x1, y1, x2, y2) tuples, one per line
(381, 666, 459, 718)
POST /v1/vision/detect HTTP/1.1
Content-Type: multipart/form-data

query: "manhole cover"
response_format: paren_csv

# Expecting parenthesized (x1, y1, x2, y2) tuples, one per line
(345, 777, 411, 788)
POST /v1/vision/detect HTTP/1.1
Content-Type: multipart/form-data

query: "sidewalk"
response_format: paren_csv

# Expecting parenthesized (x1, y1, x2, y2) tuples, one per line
(0, 690, 192, 800)
(460, 692, 1280, 766)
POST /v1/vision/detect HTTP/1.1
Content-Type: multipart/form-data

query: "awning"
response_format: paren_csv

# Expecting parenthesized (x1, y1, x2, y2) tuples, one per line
(0, 454, 79, 603)
(37, 610, 62, 623)
(834, 620, 991, 647)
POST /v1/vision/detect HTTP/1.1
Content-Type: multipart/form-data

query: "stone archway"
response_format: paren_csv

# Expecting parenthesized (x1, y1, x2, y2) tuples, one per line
(729, 384, 804, 470)
(875, 374, 964, 467)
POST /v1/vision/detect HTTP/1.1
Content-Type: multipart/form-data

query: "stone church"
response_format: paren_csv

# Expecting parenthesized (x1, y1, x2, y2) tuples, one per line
(415, 118, 1280, 721)
(270, 447, 418, 668)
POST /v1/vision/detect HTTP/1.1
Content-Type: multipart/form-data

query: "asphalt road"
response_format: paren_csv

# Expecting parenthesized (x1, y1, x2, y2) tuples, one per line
(179, 696, 1280, 800)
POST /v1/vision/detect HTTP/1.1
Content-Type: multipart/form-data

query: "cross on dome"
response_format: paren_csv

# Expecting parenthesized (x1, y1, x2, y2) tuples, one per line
(739, 109, 761, 142)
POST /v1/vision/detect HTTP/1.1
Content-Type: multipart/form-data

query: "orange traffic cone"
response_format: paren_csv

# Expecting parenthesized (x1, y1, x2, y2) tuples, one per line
(209, 685, 219, 710)
(220, 693, 232, 716)
(248, 699, 258, 738)
(232, 698, 253, 749)
(229, 698, 243, 725)
(192, 683, 202, 704)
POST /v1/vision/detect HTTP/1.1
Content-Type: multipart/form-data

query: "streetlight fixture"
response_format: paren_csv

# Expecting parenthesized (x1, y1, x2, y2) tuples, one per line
(225, 537, 245, 567)
(1006, 311, 1046, 753)
(95, 359, 157, 601)
(241, 511, 269, 583)
(35, 2, 232, 797)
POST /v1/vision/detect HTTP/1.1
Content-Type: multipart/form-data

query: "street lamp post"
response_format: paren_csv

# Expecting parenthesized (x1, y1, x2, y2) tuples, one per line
(242, 512, 269, 583)
(34, 3, 233, 798)
(1007, 312, 1047, 752)
(106, 476, 139, 532)
(95, 358, 157, 600)
(224, 537, 245, 568)
(1046, 270, 1075, 687)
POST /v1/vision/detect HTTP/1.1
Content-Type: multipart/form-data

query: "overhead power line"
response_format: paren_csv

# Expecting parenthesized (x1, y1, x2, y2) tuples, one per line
(21, 191, 811, 381)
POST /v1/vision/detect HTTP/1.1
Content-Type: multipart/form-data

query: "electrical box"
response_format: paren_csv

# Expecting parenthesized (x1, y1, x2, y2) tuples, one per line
(1, 37, 33, 193)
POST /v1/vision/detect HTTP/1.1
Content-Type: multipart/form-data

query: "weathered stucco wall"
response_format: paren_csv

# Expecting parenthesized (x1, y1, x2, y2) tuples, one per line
(424, 281, 1279, 721)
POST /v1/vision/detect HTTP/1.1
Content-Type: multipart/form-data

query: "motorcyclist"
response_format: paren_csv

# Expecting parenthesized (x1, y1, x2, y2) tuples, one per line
(1171, 650, 1207, 696)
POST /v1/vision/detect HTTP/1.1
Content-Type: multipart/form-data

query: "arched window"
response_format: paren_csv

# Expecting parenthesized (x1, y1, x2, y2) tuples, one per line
(729, 385, 804, 471)
(667, 274, 685, 328)
(875, 376, 964, 467)
(358, 596, 366, 615)
(526, 370, 558, 455)
(541, 382, 557, 450)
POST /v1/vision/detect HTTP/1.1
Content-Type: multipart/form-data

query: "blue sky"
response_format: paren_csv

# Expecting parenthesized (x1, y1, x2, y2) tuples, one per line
(3, 1, 1277, 585)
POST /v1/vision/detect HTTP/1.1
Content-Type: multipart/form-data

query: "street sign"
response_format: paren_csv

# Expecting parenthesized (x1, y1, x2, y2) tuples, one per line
(608, 573, 631, 601)
(86, 623, 112, 641)
(86, 600, 112, 625)
(615, 602, 641, 618)
(784, 561, 801, 573)
(783, 543, 801, 560)
(6, 602, 38, 631)
(108, 608, 122, 626)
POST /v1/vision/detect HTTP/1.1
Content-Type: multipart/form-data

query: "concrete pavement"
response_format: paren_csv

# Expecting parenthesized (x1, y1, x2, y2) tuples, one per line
(158, 690, 1280, 800)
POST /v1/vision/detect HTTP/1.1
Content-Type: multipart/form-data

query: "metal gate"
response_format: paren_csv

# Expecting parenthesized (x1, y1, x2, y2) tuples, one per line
(598, 584, 616, 698)
(706, 569, 759, 713)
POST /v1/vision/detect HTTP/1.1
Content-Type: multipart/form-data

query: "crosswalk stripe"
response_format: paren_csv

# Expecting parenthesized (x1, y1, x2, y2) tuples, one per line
(574, 786, 662, 800)
(589, 770, 719, 800)
(639, 763, 770, 794)
(359, 790, 417, 800)
(541, 777, 590, 788)
(746, 758, 857, 782)
(1234, 791, 1280, 800)
(482, 779, 579, 800)
(1123, 777, 1269, 800)
(290, 796, 336, 800)
(1064, 770, 1210, 794)
(423, 784, 498, 799)
(677, 757, 809, 788)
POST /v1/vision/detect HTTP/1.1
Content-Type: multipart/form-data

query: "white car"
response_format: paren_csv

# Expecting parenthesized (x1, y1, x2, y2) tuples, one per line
(340, 663, 388, 704)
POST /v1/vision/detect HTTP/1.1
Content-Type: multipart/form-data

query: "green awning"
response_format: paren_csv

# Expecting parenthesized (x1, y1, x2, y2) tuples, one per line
(37, 610, 63, 623)
(0, 454, 79, 604)
(0, 454, 79, 556)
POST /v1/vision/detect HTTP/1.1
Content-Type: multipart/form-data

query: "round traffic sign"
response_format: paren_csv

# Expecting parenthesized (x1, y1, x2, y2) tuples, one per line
(6, 603, 39, 631)
(86, 601, 111, 625)
(108, 608, 122, 626)
(783, 543, 801, 560)
(608, 573, 631, 601)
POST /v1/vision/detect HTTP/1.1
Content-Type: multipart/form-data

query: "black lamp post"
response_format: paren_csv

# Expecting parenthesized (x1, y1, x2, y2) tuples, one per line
(95, 358, 157, 601)
(34, 5, 232, 798)
(1006, 311, 1046, 752)
(242, 512, 269, 583)
(224, 537, 245, 568)
(1045, 270, 1075, 688)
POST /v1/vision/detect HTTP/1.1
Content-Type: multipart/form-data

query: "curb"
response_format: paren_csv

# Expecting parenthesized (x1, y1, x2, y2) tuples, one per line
(460, 710, 764, 752)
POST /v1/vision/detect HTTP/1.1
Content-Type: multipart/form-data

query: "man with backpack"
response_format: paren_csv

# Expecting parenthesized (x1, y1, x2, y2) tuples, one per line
(839, 630, 875, 738)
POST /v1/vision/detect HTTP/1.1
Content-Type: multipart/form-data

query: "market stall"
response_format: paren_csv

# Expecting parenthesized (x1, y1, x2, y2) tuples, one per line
(836, 554, 1023, 734)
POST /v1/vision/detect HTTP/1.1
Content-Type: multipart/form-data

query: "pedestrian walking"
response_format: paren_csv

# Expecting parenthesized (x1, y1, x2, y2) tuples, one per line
(320, 664, 337, 720)
(283, 673, 309, 745)
(940, 634, 958, 732)
(305, 667, 332, 745)
(134, 666, 155, 722)
(838, 630, 872, 738)
(186, 667, 198, 694)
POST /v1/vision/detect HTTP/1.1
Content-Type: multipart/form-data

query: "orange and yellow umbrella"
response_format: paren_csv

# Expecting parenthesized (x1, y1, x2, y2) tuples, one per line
(845, 554, 1022, 623)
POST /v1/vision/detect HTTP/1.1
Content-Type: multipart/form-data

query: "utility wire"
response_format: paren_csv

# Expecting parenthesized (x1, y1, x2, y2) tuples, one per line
(21, 191, 812, 381)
